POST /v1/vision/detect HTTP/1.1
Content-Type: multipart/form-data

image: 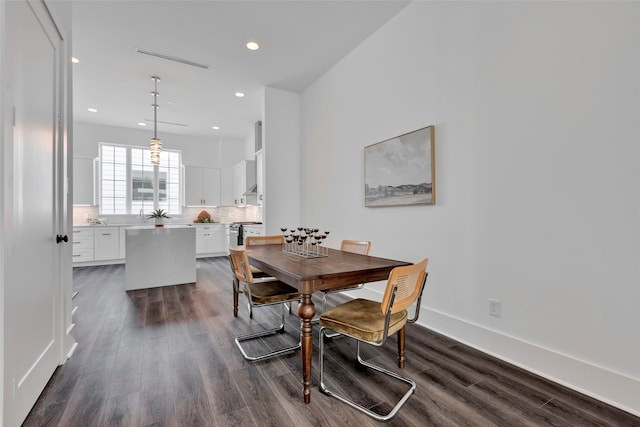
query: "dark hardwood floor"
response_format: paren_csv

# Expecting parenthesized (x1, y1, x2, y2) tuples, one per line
(23, 257, 640, 426)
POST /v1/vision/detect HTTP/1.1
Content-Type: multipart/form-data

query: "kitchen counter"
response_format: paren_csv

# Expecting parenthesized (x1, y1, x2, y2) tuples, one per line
(124, 225, 196, 291)
(74, 222, 226, 227)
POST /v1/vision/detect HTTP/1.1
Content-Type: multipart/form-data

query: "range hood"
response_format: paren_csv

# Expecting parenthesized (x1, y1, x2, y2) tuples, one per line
(234, 159, 257, 206)
(243, 184, 257, 196)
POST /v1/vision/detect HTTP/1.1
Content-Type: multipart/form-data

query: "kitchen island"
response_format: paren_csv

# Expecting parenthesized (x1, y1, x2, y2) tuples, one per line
(125, 225, 196, 291)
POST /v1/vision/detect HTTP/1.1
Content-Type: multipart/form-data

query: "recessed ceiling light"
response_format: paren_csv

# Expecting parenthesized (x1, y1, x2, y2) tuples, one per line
(138, 122, 146, 126)
(88, 108, 97, 112)
(71, 57, 79, 63)
(212, 126, 220, 130)
(235, 92, 245, 98)
(246, 41, 260, 51)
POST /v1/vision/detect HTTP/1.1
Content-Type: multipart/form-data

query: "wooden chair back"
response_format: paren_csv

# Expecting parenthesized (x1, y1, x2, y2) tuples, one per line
(229, 247, 253, 284)
(340, 240, 371, 255)
(381, 258, 428, 316)
(245, 235, 284, 246)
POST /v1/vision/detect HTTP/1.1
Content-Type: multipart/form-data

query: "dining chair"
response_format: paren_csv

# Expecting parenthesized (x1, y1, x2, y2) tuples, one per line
(229, 247, 301, 361)
(243, 235, 287, 317)
(318, 258, 429, 421)
(311, 240, 371, 336)
(321, 239, 371, 313)
(244, 234, 284, 246)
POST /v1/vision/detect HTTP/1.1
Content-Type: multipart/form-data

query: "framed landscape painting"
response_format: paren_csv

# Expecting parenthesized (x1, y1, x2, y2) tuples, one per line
(364, 125, 435, 207)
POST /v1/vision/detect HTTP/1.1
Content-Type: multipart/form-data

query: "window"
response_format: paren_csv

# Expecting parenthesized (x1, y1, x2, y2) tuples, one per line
(99, 143, 182, 215)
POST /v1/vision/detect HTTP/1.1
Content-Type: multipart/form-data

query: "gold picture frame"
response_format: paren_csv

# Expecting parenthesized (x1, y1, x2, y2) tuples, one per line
(364, 125, 435, 207)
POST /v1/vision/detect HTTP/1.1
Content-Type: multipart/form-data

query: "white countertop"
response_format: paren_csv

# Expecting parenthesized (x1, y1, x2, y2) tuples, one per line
(74, 223, 226, 228)
(126, 224, 194, 230)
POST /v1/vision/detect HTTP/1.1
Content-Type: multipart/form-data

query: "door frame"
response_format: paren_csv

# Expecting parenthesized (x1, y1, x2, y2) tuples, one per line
(0, 0, 75, 424)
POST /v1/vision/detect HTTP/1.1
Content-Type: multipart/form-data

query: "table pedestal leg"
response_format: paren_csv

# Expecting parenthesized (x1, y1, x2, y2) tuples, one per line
(298, 294, 315, 404)
(397, 325, 406, 368)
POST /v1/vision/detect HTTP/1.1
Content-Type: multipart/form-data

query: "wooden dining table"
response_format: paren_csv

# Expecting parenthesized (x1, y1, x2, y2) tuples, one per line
(242, 244, 411, 404)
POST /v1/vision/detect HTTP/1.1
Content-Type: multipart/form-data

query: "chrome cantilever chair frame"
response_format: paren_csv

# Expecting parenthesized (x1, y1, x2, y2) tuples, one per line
(318, 263, 428, 421)
(230, 248, 301, 362)
(313, 240, 371, 335)
(235, 292, 301, 361)
(243, 235, 290, 318)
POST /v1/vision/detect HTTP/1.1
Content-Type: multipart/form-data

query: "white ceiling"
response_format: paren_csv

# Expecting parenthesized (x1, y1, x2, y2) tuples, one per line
(72, 0, 409, 140)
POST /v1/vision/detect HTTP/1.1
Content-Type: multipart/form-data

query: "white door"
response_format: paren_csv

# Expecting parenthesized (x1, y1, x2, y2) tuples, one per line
(4, 1, 62, 425)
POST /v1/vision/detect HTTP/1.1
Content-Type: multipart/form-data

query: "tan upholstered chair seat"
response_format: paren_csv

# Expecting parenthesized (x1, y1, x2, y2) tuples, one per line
(242, 282, 300, 305)
(320, 298, 408, 343)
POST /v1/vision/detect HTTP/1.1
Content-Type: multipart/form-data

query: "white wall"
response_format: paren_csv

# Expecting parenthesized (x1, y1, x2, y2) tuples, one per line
(74, 121, 245, 165)
(263, 87, 301, 234)
(74, 121, 246, 205)
(300, 1, 640, 415)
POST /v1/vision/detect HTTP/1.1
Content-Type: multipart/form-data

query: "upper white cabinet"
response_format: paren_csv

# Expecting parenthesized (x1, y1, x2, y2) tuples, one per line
(73, 157, 96, 205)
(185, 166, 221, 206)
(255, 150, 264, 206)
(232, 160, 256, 206)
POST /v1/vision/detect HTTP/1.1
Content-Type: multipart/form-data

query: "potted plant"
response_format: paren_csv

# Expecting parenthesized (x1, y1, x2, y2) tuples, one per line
(148, 208, 170, 227)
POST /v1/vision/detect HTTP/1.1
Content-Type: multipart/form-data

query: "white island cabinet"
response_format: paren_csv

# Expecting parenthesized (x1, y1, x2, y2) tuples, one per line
(125, 225, 196, 291)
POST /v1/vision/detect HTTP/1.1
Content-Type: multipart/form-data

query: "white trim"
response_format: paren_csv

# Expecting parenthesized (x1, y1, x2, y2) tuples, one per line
(0, 0, 6, 422)
(18, 340, 54, 389)
(65, 342, 78, 360)
(351, 287, 640, 417)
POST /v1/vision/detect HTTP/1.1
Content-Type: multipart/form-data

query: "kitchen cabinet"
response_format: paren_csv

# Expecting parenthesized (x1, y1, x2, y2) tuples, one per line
(255, 150, 264, 206)
(243, 224, 264, 239)
(232, 160, 256, 206)
(72, 227, 94, 262)
(119, 226, 127, 259)
(73, 157, 96, 205)
(185, 166, 221, 206)
(195, 224, 226, 256)
(93, 226, 120, 261)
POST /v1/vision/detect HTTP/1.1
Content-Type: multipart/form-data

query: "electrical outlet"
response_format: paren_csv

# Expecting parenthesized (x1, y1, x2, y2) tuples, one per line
(489, 299, 501, 317)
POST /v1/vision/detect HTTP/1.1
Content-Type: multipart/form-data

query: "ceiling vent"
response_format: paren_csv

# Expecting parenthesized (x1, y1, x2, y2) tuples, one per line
(135, 47, 209, 69)
(145, 118, 188, 127)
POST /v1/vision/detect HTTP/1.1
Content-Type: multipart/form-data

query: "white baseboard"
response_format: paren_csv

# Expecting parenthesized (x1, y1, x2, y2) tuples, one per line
(351, 288, 640, 417)
(65, 342, 78, 360)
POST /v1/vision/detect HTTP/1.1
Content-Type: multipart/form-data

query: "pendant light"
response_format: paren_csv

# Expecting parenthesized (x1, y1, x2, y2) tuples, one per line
(150, 76, 162, 165)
